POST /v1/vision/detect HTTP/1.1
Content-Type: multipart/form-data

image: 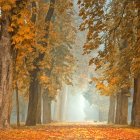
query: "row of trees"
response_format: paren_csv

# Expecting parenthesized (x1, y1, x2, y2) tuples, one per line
(0, 0, 75, 128)
(78, 0, 140, 127)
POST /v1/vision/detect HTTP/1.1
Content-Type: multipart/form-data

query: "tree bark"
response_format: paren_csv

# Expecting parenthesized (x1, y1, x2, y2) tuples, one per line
(25, 1, 39, 126)
(53, 93, 61, 121)
(115, 89, 128, 125)
(131, 78, 140, 127)
(36, 85, 42, 124)
(59, 85, 68, 121)
(16, 83, 20, 127)
(43, 91, 51, 124)
(26, 0, 55, 126)
(0, 12, 13, 128)
(26, 71, 39, 126)
(21, 111, 26, 123)
(108, 94, 116, 124)
(20, 101, 27, 123)
(131, 1, 140, 127)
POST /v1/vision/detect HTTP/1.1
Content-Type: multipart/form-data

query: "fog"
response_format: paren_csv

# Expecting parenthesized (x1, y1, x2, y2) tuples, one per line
(10, 0, 132, 125)
(10, 0, 110, 124)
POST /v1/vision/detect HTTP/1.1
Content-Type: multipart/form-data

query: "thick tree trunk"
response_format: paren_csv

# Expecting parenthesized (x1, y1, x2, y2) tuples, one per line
(131, 78, 140, 127)
(36, 85, 42, 124)
(131, 1, 140, 127)
(16, 84, 20, 127)
(26, 0, 55, 126)
(26, 71, 39, 126)
(0, 12, 13, 128)
(115, 90, 128, 125)
(43, 91, 51, 124)
(108, 95, 116, 124)
(25, 1, 39, 126)
(115, 93, 122, 124)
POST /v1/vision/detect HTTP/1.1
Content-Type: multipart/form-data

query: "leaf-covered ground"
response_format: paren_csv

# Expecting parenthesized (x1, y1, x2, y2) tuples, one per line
(0, 123, 140, 140)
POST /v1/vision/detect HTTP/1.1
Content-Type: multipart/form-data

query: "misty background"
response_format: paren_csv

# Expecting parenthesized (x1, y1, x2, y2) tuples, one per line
(10, 0, 133, 125)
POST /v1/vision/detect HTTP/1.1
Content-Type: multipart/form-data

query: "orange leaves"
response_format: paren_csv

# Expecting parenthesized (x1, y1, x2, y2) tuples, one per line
(40, 0, 76, 98)
(0, 125, 140, 140)
(78, 0, 135, 96)
(1, 4, 12, 11)
(10, 1, 37, 94)
(83, 43, 93, 54)
(96, 82, 110, 95)
(110, 77, 120, 85)
(4, 0, 75, 99)
(12, 24, 35, 45)
(39, 75, 50, 87)
(96, 82, 105, 90)
(0, 0, 16, 11)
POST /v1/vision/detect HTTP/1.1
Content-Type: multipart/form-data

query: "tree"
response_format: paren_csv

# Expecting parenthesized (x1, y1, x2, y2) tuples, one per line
(0, 0, 75, 128)
(131, 0, 140, 127)
(78, 0, 140, 126)
(0, 0, 16, 128)
(26, 0, 56, 126)
(26, 0, 75, 125)
(108, 95, 116, 124)
(41, 0, 75, 124)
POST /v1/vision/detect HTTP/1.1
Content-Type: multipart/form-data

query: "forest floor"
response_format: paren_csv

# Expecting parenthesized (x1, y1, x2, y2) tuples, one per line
(0, 123, 140, 140)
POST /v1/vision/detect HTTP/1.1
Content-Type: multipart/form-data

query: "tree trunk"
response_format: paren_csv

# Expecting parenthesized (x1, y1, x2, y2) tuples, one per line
(21, 111, 26, 123)
(131, 1, 140, 127)
(26, 71, 39, 126)
(43, 91, 51, 124)
(131, 78, 140, 127)
(0, 12, 13, 128)
(59, 85, 68, 121)
(16, 83, 20, 127)
(36, 85, 42, 124)
(53, 93, 61, 121)
(26, 0, 55, 126)
(115, 90, 128, 125)
(108, 94, 116, 124)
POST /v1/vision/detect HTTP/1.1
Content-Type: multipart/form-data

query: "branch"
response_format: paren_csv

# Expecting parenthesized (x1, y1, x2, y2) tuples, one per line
(110, 1, 127, 33)
(45, 0, 56, 39)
